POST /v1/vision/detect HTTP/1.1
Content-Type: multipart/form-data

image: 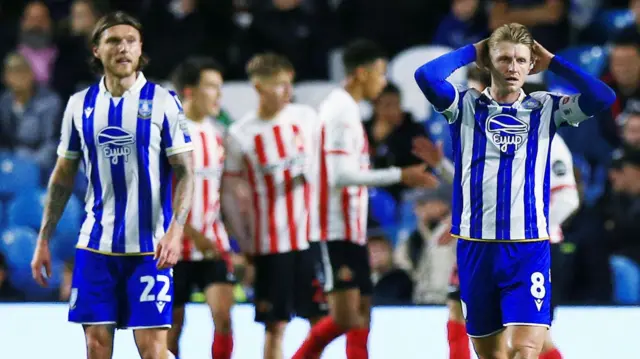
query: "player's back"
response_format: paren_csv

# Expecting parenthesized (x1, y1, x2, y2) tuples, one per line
(57, 74, 192, 255)
(310, 88, 369, 245)
(226, 103, 318, 254)
(447, 87, 569, 241)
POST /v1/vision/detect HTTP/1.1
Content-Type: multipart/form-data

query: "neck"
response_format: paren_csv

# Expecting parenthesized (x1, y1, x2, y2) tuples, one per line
(344, 80, 364, 103)
(257, 101, 283, 120)
(14, 87, 34, 105)
(372, 119, 394, 140)
(490, 86, 520, 104)
(183, 101, 205, 122)
(104, 72, 137, 97)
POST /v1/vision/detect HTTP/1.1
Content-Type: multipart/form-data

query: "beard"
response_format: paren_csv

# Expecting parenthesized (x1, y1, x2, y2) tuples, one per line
(105, 59, 138, 78)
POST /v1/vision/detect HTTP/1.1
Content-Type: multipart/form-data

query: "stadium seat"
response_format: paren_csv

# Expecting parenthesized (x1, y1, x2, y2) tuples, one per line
(388, 45, 467, 121)
(544, 46, 608, 94)
(0, 226, 38, 270)
(0, 154, 40, 199)
(294, 81, 336, 110)
(368, 188, 397, 226)
(0, 199, 4, 231)
(591, 9, 636, 43)
(220, 81, 259, 121)
(424, 113, 454, 161)
(9, 258, 64, 301)
(396, 197, 418, 243)
(6, 188, 83, 238)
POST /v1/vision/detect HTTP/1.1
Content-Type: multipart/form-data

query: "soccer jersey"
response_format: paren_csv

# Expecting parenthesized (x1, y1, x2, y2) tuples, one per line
(180, 117, 230, 260)
(309, 88, 371, 245)
(224, 103, 318, 255)
(441, 87, 589, 241)
(57, 73, 193, 254)
(548, 134, 578, 243)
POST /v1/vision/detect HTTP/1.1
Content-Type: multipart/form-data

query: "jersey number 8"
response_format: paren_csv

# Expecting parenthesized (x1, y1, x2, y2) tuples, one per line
(140, 275, 172, 302)
(529, 272, 546, 300)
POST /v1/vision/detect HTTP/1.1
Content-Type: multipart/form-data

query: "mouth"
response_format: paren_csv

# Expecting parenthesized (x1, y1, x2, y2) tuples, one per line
(505, 76, 519, 83)
(116, 58, 132, 65)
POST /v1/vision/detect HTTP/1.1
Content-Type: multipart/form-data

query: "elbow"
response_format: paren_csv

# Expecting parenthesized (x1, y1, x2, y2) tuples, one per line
(414, 64, 436, 89)
(601, 85, 617, 111)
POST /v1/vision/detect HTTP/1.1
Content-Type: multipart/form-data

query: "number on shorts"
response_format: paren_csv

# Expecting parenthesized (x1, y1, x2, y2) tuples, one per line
(139, 275, 172, 302)
(529, 272, 546, 299)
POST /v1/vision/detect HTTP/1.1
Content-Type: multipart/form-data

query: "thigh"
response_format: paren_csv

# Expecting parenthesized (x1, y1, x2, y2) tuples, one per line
(294, 248, 328, 319)
(499, 241, 552, 330)
(253, 253, 296, 323)
(68, 249, 119, 325)
(316, 240, 359, 293)
(457, 239, 503, 338)
(172, 261, 194, 309)
(123, 255, 173, 329)
(349, 242, 373, 295)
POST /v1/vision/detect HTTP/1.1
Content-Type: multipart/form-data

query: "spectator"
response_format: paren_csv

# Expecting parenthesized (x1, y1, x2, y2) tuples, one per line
(603, 149, 640, 304)
(433, 0, 488, 50)
(364, 83, 428, 202)
(619, 102, 640, 151)
(0, 52, 62, 171)
(51, 0, 102, 102)
(600, 29, 640, 148)
(368, 233, 414, 305)
(488, 0, 569, 53)
(630, 0, 640, 31)
(17, 1, 58, 85)
(0, 253, 25, 302)
(394, 186, 455, 304)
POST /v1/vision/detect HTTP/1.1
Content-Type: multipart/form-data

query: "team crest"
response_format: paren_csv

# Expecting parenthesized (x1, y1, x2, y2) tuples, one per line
(97, 126, 135, 164)
(486, 114, 529, 154)
(138, 99, 153, 119)
(521, 97, 542, 110)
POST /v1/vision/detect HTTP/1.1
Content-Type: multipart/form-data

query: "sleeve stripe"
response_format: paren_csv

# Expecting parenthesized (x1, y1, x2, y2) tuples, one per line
(165, 143, 193, 156)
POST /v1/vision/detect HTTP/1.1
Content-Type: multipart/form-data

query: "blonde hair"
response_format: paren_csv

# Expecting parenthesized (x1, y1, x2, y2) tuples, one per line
(488, 23, 534, 51)
(245, 53, 294, 80)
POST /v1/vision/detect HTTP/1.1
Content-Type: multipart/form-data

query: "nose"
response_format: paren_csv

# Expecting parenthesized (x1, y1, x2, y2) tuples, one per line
(507, 60, 517, 72)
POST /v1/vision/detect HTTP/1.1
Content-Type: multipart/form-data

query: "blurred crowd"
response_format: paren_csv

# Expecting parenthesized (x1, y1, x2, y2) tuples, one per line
(1, 0, 640, 307)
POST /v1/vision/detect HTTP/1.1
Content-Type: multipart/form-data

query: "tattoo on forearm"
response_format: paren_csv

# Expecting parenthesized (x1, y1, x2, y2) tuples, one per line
(170, 154, 194, 226)
(39, 159, 79, 241)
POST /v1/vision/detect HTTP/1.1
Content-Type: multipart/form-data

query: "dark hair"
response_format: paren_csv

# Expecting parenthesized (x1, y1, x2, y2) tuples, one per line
(88, 11, 148, 74)
(342, 39, 386, 74)
(172, 56, 224, 97)
(246, 53, 294, 79)
(379, 83, 400, 97)
(612, 27, 640, 50)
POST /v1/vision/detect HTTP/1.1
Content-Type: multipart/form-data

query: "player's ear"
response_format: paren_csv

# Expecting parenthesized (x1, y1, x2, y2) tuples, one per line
(183, 87, 193, 99)
(92, 46, 99, 60)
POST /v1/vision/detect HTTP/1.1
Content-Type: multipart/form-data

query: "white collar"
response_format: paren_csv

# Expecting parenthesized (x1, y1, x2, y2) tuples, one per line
(99, 72, 147, 98)
(481, 87, 527, 106)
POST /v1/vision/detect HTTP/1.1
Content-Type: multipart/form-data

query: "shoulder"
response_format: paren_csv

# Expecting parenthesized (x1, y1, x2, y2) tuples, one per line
(528, 90, 564, 105)
(150, 83, 180, 108)
(228, 111, 258, 137)
(284, 103, 317, 118)
(320, 88, 359, 114)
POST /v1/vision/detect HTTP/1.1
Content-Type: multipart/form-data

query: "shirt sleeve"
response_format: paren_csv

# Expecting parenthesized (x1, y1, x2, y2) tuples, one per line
(56, 95, 82, 160)
(161, 90, 193, 157)
(223, 131, 244, 175)
(553, 94, 590, 127)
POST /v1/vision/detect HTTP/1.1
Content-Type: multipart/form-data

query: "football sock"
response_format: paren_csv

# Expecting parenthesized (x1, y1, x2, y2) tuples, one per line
(540, 348, 563, 359)
(447, 320, 470, 359)
(212, 331, 233, 359)
(346, 328, 369, 359)
(292, 316, 345, 359)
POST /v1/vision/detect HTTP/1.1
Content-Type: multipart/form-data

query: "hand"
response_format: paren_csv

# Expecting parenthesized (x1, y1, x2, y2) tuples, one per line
(186, 226, 220, 259)
(155, 225, 182, 269)
(31, 240, 52, 287)
(401, 164, 440, 188)
(473, 38, 491, 72)
(412, 137, 444, 168)
(530, 41, 555, 75)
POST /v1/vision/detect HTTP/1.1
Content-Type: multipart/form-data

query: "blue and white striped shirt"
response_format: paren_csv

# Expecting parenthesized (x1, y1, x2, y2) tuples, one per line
(57, 73, 193, 254)
(441, 87, 588, 241)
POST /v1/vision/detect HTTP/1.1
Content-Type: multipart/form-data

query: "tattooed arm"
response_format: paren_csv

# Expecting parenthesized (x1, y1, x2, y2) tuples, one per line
(32, 156, 79, 286)
(38, 157, 80, 242)
(168, 151, 195, 230)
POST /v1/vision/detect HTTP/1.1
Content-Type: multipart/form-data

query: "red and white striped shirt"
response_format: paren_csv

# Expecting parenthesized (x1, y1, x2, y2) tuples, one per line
(548, 135, 579, 244)
(310, 88, 371, 246)
(224, 104, 318, 255)
(180, 117, 230, 261)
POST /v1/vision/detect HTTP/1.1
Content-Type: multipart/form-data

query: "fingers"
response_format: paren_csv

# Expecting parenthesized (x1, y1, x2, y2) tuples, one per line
(156, 244, 179, 269)
(154, 242, 162, 260)
(31, 260, 48, 287)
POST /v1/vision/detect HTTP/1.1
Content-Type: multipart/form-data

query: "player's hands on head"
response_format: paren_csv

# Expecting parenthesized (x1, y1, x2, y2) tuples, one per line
(412, 136, 444, 168)
(473, 38, 491, 72)
(31, 239, 52, 287)
(401, 164, 440, 188)
(530, 41, 554, 75)
(155, 225, 182, 269)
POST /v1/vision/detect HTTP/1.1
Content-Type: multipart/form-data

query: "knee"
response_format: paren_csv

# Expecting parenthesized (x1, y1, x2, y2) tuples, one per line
(85, 332, 112, 356)
(507, 344, 540, 359)
(138, 340, 166, 359)
(213, 310, 232, 333)
(264, 321, 287, 341)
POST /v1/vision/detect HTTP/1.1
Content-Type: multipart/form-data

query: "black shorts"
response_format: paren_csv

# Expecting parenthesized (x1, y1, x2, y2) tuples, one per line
(253, 249, 327, 323)
(310, 240, 373, 295)
(173, 259, 235, 308)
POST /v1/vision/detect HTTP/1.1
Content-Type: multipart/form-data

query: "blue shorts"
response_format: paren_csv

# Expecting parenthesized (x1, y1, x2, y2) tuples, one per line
(68, 249, 173, 329)
(457, 239, 551, 337)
